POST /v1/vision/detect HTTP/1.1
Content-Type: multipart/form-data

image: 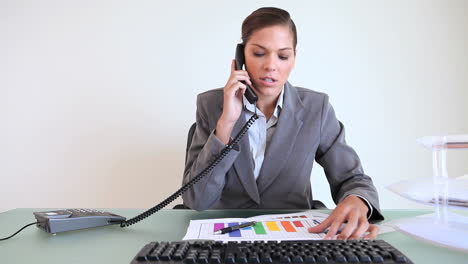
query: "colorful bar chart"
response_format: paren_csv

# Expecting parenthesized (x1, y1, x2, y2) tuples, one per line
(199, 219, 324, 240)
(183, 211, 330, 241)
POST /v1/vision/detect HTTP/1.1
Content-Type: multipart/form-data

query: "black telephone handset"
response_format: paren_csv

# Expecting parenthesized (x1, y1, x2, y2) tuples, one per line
(235, 44, 258, 104)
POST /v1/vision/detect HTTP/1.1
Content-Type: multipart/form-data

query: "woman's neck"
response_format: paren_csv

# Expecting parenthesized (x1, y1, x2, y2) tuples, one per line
(257, 93, 280, 120)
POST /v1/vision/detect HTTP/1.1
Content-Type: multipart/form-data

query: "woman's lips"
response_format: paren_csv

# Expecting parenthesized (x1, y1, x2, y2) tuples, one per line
(259, 77, 277, 87)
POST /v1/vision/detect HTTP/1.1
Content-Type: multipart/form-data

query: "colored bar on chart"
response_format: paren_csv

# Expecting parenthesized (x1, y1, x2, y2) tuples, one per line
(214, 223, 224, 232)
(228, 222, 241, 237)
(293, 221, 304, 227)
(266, 221, 280, 231)
(280, 221, 296, 232)
(253, 222, 267, 235)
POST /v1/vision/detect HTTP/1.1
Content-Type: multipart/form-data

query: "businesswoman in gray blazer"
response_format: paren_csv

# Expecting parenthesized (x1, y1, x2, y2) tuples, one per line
(182, 7, 384, 240)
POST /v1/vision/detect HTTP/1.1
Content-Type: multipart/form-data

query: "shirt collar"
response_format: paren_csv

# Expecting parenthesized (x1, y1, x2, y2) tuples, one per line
(243, 86, 285, 118)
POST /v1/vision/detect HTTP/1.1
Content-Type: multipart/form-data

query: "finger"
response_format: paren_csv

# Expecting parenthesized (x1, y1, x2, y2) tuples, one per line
(324, 218, 345, 240)
(227, 72, 251, 85)
(363, 224, 379, 240)
(232, 71, 252, 84)
(307, 218, 333, 233)
(337, 213, 359, 240)
(234, 74, 252, 85)
(231, 59, 236, 72)
(232, 75, 252, 87)
(349, 219, 369, 240)
(232, 69, 249, 76)
(235, 85, 246, 98)
(225, 76, 251, 93)
(226, 81, 247, 95)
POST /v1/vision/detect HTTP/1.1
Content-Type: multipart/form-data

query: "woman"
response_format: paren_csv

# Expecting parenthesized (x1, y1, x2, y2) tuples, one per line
(182, 7, 383, 240)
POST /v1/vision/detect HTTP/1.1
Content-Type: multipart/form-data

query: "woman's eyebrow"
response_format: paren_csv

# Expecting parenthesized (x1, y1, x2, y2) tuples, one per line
(251, 43, 293, 51)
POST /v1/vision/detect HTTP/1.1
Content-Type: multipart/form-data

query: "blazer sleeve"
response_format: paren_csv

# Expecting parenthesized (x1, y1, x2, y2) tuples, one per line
(181, 94, 241, 210)
(315, 95, 384, 222)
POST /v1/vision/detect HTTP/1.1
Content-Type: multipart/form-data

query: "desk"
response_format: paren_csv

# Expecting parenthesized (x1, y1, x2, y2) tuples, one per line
(0, 209, 466, 263)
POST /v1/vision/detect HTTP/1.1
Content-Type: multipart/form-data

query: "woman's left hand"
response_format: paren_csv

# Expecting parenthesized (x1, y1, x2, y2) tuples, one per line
(307, 196, 378, 240)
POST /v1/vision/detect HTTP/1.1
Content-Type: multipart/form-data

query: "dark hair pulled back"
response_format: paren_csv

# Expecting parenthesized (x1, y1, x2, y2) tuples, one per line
(241, 7, 297, 50)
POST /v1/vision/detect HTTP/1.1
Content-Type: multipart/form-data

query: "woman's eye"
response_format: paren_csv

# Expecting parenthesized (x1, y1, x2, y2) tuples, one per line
(279, 55, 289, 60)
(253, 53, 264, 57)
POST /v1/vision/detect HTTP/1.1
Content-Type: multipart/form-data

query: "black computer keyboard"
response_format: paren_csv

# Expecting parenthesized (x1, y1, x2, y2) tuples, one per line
(131, 240, 413, 264)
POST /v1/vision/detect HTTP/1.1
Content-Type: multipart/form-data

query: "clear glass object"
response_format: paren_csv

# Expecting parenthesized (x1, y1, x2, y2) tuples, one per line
(417, 135, 468, 224)
(386, 135, 468, 252)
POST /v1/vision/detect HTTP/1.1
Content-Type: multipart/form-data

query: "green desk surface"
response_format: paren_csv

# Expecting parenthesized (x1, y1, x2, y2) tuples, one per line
(0, 209, 467, 263)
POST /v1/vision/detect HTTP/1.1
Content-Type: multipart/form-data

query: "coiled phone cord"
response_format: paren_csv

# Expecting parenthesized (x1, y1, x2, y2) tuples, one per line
(121, 113, 259, 228)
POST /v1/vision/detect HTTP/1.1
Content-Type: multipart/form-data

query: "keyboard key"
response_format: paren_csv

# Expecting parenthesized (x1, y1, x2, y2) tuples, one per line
(135, 243, 154, 261)
(292, 256, 303, 263)
(344, 253, 358, 263)
(236, 254, 247, 264)
(334, 255, 346, 263)
(391, 252, 408, 263)
(225, 254, 235, 264)
(210, 256, 221, 264)
(358, 255, 371, 263)
(249, 254, 260, 264)
(197, 256, 209, 264)
(280, 256, 291, 263)
(261, 255, 273, 264)
(304, 255, 316, 263)
(371, 255, 384, 263)
(184, 257, 196, 264)
(147, 252, 159, 261)
(316, 255, 328, 262)
(379, 251, 392, 259)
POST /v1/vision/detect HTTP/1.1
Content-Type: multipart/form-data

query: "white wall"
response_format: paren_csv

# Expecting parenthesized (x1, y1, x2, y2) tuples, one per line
(2, 0, 468, 211)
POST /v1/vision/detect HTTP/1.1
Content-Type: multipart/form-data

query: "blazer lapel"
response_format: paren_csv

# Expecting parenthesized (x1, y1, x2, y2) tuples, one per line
(232, 112, 261, 204)
(257, 83, 304, 194)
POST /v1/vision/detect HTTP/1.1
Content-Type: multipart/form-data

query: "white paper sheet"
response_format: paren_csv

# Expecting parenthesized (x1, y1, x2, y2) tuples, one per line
(182, 210, 394, 241)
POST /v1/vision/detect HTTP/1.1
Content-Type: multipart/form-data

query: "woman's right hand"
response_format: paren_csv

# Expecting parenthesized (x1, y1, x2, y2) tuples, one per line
(215, 60, 253, 144)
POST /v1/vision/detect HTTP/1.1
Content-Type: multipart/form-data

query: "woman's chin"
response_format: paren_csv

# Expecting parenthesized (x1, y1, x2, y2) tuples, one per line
(254, 85, 283, 97)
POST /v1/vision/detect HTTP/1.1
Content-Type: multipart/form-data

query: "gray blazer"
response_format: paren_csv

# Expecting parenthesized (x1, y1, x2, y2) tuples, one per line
(182, 82, 383, 221)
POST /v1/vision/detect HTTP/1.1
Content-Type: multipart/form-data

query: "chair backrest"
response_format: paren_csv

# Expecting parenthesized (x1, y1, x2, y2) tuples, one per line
(173, 123, 197, 209)
(185, 122, 197, 164)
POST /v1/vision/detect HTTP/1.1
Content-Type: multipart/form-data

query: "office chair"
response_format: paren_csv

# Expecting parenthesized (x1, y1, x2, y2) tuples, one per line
(173, 122, 327, 210)
(172, 123, 197, 209)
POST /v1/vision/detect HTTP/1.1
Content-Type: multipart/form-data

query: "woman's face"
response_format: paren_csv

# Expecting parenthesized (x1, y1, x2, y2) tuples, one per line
(244, 25, 295, 98)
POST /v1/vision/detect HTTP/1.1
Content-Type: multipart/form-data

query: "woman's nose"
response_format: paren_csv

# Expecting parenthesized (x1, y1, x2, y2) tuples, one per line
(263, 55, 277, 72)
